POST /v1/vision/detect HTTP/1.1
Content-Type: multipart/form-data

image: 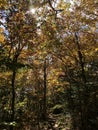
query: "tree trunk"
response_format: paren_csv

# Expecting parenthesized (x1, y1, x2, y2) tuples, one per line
(75, 32, 88, 130)
(10, 70, 16, 130)
(43, 59, 47, 120)
(10, 55, 18, 130)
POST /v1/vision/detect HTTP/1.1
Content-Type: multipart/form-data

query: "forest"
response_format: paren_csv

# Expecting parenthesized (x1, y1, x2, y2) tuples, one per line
(0, 0, 98, 130)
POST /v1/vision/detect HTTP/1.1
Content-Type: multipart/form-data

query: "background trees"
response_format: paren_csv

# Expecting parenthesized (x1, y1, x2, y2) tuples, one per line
(0, 0, 98, 130)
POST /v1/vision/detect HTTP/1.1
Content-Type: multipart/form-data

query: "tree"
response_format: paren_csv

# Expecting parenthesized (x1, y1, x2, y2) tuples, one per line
(0, 0, 98, 130)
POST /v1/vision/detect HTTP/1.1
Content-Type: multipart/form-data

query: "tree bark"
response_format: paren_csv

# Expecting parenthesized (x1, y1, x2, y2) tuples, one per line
(10, 55, 18, 130)
(43, 58, 47, 120)
(75, 32, 88, 130)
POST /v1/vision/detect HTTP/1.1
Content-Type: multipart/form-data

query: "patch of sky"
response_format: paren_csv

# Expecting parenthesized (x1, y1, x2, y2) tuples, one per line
(0, 10, 9, 36)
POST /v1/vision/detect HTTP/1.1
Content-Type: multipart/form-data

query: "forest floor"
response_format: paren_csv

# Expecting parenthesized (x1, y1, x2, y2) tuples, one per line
(37, 113, 71, 130)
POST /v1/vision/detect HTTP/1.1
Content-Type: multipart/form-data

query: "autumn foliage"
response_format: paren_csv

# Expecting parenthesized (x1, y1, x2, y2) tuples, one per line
(0, 0, 98, 130)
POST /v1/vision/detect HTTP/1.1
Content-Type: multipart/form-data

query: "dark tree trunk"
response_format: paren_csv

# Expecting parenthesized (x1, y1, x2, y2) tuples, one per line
(10, 55, 18, 130)
(10, 70, 16, 130)
(43, 59, 47, 120)
(75, 32, 88, 130)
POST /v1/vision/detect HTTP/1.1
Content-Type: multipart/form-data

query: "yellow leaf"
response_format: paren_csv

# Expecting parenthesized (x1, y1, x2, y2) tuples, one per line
(0, 34, 5, 43)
